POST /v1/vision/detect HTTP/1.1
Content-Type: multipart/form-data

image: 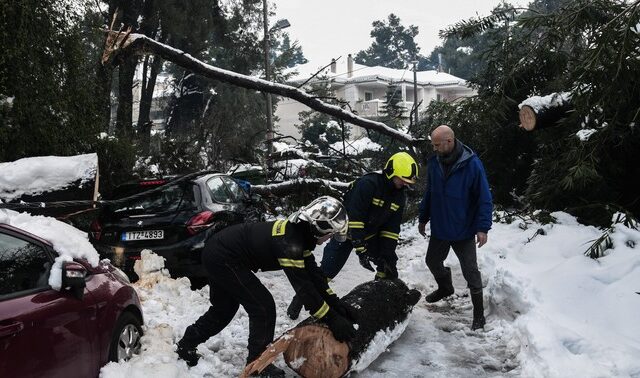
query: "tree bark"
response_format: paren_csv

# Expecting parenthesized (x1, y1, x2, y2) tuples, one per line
(241, 279, 421, 378)
(102, 33, 421, 147)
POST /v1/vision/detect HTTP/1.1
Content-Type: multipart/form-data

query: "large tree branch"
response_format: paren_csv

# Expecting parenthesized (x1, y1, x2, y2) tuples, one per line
(102, 32, 420, 146)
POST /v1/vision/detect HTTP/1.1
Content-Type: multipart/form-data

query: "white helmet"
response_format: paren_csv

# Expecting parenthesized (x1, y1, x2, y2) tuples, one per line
(289, 196, 349, 242)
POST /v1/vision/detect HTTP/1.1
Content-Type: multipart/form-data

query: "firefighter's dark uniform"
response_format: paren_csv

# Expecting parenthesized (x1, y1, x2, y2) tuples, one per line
(179, 219, 339, 363)
(320, 172, 406, 279)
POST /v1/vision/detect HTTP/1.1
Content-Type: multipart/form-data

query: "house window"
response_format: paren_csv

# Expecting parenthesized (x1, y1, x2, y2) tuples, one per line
(364, 91, 373, 101)
(436, 93, 443, 101)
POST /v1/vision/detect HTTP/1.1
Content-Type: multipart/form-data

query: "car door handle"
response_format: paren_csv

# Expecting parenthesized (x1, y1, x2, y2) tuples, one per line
(0, 321, 24, 338)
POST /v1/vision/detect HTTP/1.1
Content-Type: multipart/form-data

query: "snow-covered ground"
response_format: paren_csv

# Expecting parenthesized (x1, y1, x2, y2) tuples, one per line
(2, 207, 638, 377)
(97, 212, 640, 378)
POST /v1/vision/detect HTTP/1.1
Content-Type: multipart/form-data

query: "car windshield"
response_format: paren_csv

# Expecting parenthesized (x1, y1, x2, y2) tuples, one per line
(111, 182, 197, 215)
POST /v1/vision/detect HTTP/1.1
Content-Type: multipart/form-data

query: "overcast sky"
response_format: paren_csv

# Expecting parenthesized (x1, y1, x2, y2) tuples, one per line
(272, 0, 528, 65)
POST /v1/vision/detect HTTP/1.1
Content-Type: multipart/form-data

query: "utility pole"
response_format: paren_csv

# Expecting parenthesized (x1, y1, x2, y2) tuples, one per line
(412, 60, 419, 126)
(262, 0, 273, 164)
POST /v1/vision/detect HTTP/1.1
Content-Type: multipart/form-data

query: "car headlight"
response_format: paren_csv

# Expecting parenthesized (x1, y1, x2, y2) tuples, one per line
(112, 266, 130, 284)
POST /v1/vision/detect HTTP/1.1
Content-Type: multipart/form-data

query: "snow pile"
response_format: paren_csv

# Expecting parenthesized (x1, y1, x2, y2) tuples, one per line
(0, 209, 99, 290)
(518, 92, 571, 112)
(0, 153, 98, 201)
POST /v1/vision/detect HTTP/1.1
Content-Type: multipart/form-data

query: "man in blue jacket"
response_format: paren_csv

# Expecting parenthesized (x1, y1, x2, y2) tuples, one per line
(418, 125, 493, 330)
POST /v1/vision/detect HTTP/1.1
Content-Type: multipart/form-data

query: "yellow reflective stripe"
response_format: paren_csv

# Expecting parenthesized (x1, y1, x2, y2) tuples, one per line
(355, 246, 366, 254)
(390, 203, 400, 211)
(326, 277, 332, 283)
(303, 250, 312, 258)
(380, 231, 399, 240)
(371, 198, 385, 207)
(349, 221, 365, 229)
(277, 258, 305, 268)
(364, 234, 376, 240)
(313, 301, 330, 319)
(272, 220, 288, 236)
(326, 288, 335, 295)
(376, 271, 386, 278)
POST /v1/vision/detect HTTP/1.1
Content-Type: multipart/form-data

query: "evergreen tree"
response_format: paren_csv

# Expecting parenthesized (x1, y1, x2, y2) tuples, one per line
(355, 14, 424, 69)
(420, 0, 640, 226)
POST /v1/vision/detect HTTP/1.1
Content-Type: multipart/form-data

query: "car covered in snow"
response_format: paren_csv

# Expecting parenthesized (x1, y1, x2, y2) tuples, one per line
(88, 172, 264, 285)
(0, 221, 143, 377)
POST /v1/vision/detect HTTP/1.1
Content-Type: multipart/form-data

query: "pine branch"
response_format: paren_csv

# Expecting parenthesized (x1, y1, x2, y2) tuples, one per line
(439, 7, 524, 39)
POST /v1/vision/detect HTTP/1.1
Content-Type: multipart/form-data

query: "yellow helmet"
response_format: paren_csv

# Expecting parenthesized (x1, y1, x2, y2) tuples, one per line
(383, 152, 418, 184)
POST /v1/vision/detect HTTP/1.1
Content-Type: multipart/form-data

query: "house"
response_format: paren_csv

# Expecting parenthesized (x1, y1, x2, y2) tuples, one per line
(275, 54, 475, 139)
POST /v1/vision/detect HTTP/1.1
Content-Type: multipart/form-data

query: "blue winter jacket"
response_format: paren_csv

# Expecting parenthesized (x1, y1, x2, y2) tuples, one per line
(419, 141, 493, 241)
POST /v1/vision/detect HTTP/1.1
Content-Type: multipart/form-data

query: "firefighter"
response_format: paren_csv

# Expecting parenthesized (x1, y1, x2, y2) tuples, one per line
(287, 152, 418, 320)
(176, 196, 357, 377)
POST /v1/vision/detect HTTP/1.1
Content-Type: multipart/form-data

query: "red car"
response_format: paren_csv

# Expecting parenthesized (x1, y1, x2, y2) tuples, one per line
(0, 223, 144, 377)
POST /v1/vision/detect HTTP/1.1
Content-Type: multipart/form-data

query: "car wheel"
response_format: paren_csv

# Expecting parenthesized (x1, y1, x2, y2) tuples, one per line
(108, 312, 143, 362)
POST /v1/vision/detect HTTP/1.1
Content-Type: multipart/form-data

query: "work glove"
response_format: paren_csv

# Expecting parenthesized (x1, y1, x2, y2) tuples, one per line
(354, 241, 375, 272)
(327, 295, 359, 324)
(324, 309, 356, 342)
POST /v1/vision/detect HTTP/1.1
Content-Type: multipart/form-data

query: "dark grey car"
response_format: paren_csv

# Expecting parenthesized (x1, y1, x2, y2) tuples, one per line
(89, 172, 263, 285)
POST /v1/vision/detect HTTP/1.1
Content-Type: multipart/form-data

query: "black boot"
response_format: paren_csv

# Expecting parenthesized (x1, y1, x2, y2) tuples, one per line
(250, 363, 285, 377)
(287, 295, 303, 320)
(471, 291, 485, 330)
(425, 267, 454, 303)
(176, 325, 204, 366)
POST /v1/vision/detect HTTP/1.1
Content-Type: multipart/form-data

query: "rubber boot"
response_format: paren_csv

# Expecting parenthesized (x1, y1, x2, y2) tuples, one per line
(425, 267, 454, 303)
(287, 295, 303, 320)
(176, 326, 204, 367)
(471, 291, 486, 330)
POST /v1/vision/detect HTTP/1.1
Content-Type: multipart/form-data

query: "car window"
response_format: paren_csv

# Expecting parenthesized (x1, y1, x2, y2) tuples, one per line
(206, 177, 233, 203)
(112, 182, 197, 214)
(0, 232, 52, 296)
(222, 176, 248, 202)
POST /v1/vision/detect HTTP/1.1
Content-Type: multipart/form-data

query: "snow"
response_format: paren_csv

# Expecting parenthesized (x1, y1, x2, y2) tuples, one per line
(0, 153, 98, 201)
(92, 211, 640, 377)
(576, 128, 597, 141)
(518, 92, 571, 113)
(0, 209, 100, 290)
(329, 136, 382, 155)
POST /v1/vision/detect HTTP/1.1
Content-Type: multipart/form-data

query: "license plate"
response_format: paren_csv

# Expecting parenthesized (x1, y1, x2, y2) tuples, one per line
(122, 230, 164, 241)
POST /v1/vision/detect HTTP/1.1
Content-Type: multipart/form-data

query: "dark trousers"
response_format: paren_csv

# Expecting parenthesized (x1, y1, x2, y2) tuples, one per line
(319, 238, 353, 279)
(183, 251, 276, 362)
(425, 236, 482, 294)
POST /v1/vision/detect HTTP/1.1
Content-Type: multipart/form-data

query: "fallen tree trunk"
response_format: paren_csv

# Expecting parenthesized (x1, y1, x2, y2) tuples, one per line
(252, 178, 350, 197)
(101, 31, 419, 146)
(518, 92, 573, 131)
(242, 279, 422, 378)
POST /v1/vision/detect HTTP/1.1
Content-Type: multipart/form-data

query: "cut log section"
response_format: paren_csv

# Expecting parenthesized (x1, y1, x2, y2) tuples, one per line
(241, 279, 421, 378)
(518, 92, 573, 131)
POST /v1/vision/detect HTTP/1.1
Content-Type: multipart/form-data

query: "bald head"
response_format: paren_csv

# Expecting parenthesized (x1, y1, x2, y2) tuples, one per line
(430, 125, 456, 156)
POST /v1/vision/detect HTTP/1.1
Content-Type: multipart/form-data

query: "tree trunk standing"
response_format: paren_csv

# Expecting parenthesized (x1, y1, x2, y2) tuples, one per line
(115, 57, 136, 137)
(137, 54, 163, 154)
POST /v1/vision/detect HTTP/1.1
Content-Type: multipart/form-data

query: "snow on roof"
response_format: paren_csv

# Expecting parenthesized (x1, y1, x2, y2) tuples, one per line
(286, 55, 466, 86)
(0, 153, 98, 201)
(0, 209, 100, 290)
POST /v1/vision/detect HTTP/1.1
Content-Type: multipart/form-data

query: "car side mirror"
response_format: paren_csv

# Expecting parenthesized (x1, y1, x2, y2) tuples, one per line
(62, 261, 87, 300)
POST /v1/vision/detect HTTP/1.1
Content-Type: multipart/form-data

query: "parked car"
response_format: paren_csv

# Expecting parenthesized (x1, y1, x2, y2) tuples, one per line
(89, 172, 264, 284)
(0, 223, 143, 377)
